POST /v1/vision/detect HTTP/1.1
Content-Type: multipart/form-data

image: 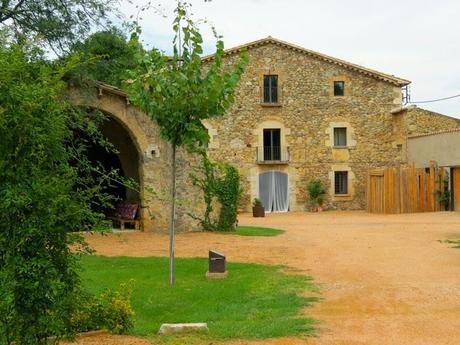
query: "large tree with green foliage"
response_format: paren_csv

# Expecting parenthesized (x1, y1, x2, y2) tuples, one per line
(67, 28, 141, 88)
(0, 0, 118, 52)
(126, 1, 247, 286)
(0, 41, 109, 344)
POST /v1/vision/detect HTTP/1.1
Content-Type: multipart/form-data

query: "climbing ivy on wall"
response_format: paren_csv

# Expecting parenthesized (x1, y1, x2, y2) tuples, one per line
(191, 152, 242, 232)
(215, 163, 241, 230)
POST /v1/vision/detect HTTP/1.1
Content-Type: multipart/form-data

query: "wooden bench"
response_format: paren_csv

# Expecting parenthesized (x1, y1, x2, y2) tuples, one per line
(108, 202, 140, 230)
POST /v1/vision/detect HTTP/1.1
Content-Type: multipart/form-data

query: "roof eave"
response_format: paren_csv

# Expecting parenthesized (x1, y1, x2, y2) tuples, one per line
(202, 37, 411, 87)
(95, 81, 128, 99)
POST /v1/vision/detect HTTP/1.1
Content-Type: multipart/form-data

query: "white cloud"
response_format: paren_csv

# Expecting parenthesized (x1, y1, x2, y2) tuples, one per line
(121, 0, 460, 117)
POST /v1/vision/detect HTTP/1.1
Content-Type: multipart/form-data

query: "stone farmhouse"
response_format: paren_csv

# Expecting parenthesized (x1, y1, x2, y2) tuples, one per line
(71, 37, 460, 232)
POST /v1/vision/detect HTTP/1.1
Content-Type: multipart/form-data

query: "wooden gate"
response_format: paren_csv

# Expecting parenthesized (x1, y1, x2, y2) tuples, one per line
(367, 162, 446, 214)
(368, 170, 385, 213)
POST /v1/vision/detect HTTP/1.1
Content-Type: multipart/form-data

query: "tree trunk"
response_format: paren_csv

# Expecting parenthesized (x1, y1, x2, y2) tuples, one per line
(169, 144, 177, 286)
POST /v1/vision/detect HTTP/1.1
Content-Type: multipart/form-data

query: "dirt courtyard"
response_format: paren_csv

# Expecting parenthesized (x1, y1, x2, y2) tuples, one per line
(76, 211, 460, 345)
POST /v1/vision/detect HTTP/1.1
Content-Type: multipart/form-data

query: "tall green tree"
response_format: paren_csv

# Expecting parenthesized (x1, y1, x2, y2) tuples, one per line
(67, 28, 141, 88)
(0, 0, 118, 52)
(126, 1, 247, 286)
(0, 41, 108, 344)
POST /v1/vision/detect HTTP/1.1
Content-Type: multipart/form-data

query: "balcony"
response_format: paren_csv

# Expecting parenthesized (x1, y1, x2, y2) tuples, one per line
(256, 146, 289, 164)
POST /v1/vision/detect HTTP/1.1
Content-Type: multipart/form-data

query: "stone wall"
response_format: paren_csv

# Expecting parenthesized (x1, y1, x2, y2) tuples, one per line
(68, 40, 460, 231)
(203, 42, 406, 211)
(392, 106, 460, 163)
(68, 86, 174, 232)
(405, 107, 460, 136)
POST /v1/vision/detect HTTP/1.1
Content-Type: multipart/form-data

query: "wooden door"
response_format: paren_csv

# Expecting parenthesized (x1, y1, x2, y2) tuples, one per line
(453, 168, 460, 211)
(368, 172, 384, 213)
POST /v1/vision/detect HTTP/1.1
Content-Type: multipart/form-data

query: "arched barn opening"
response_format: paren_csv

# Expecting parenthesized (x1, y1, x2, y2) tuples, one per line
(82, 110, 142, 229)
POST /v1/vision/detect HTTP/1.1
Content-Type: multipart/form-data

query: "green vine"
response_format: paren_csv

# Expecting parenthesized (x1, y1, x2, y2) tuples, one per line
(191, 152, 241, 231)
(215, 163, 241, 230)
(435, 169, 450, 209)
(190, 152, 217, 230)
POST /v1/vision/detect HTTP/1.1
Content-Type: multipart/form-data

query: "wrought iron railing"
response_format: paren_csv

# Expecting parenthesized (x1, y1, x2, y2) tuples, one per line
(256, 146, 289, 163)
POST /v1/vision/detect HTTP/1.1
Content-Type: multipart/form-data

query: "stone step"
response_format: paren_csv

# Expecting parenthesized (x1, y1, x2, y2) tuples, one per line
(158, 323, 209, 334)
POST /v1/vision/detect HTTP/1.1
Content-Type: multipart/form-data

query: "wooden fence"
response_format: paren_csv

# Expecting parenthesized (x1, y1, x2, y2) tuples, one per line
(367, 162, 446, 214)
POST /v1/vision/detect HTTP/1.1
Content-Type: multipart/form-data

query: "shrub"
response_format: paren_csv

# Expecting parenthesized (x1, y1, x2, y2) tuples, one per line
(70, 292, 103, 333)
(253, 198, 263, 207)
(307, 180, 326, 207)
(435, 170, 450, 209)
(100, 287, 135, 334)
(0, 42, 111, 344)
(71, 284, 134, 335)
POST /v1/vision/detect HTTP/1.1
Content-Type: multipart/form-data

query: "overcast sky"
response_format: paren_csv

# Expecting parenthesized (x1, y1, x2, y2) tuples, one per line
(121, 0, 460, 118)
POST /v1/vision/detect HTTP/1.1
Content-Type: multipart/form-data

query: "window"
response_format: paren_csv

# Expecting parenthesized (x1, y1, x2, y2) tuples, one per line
(334, 127, 347, 147)
(334, 81, 345, 96)
(263, 75, 278, 103)
(334, 171, 348, 195)
(263, 128, 281, 160)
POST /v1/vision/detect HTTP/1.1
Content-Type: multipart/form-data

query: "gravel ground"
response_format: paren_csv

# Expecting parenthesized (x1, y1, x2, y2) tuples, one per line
(69, 211, 460, 345)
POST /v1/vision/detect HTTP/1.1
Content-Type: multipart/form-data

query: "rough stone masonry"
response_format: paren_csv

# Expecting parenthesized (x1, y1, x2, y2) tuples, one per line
(74, 37, 460, 232)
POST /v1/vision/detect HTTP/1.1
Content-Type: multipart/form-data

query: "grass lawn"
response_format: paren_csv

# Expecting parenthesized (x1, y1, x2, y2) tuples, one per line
(80, 256, 316, 342)
(234, 225, 284, 237)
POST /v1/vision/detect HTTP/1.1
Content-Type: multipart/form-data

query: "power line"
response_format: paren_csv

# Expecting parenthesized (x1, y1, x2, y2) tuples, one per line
(409, 93, 460, 104)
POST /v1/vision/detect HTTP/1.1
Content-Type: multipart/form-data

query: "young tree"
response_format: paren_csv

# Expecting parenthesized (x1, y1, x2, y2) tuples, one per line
(0, 41, 109, 344)
(126, 1, 247, 286)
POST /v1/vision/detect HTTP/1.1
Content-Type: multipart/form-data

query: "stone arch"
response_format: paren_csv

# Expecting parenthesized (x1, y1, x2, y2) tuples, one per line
(95, 111, 142, 202)
(86, 95, 150, 156)
(67, 86, 170, 231)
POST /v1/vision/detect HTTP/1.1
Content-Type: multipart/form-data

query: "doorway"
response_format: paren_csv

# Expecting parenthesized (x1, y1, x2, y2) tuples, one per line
(258, 171, 289, 212)
(78, 114, 141, 218)
(263, 128, 281, 161)
(452, 168, 460, 211)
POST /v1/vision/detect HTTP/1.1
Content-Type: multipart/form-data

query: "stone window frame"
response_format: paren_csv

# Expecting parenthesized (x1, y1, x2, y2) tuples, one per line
(333, 127, 347, 147)
(328, 75, 351, 98)
(263, 75, 279, 104)
(329, 164, 355, 201)
(334, 171, 348, 195)
(259, 69, 284, 107)
(333, 81, 345, 96)
(325, 122, 356, 148)
(253, 118, 291, 155)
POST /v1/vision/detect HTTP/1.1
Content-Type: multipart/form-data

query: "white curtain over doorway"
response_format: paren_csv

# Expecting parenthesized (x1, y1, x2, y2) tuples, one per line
(258, 171, 289, 212)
